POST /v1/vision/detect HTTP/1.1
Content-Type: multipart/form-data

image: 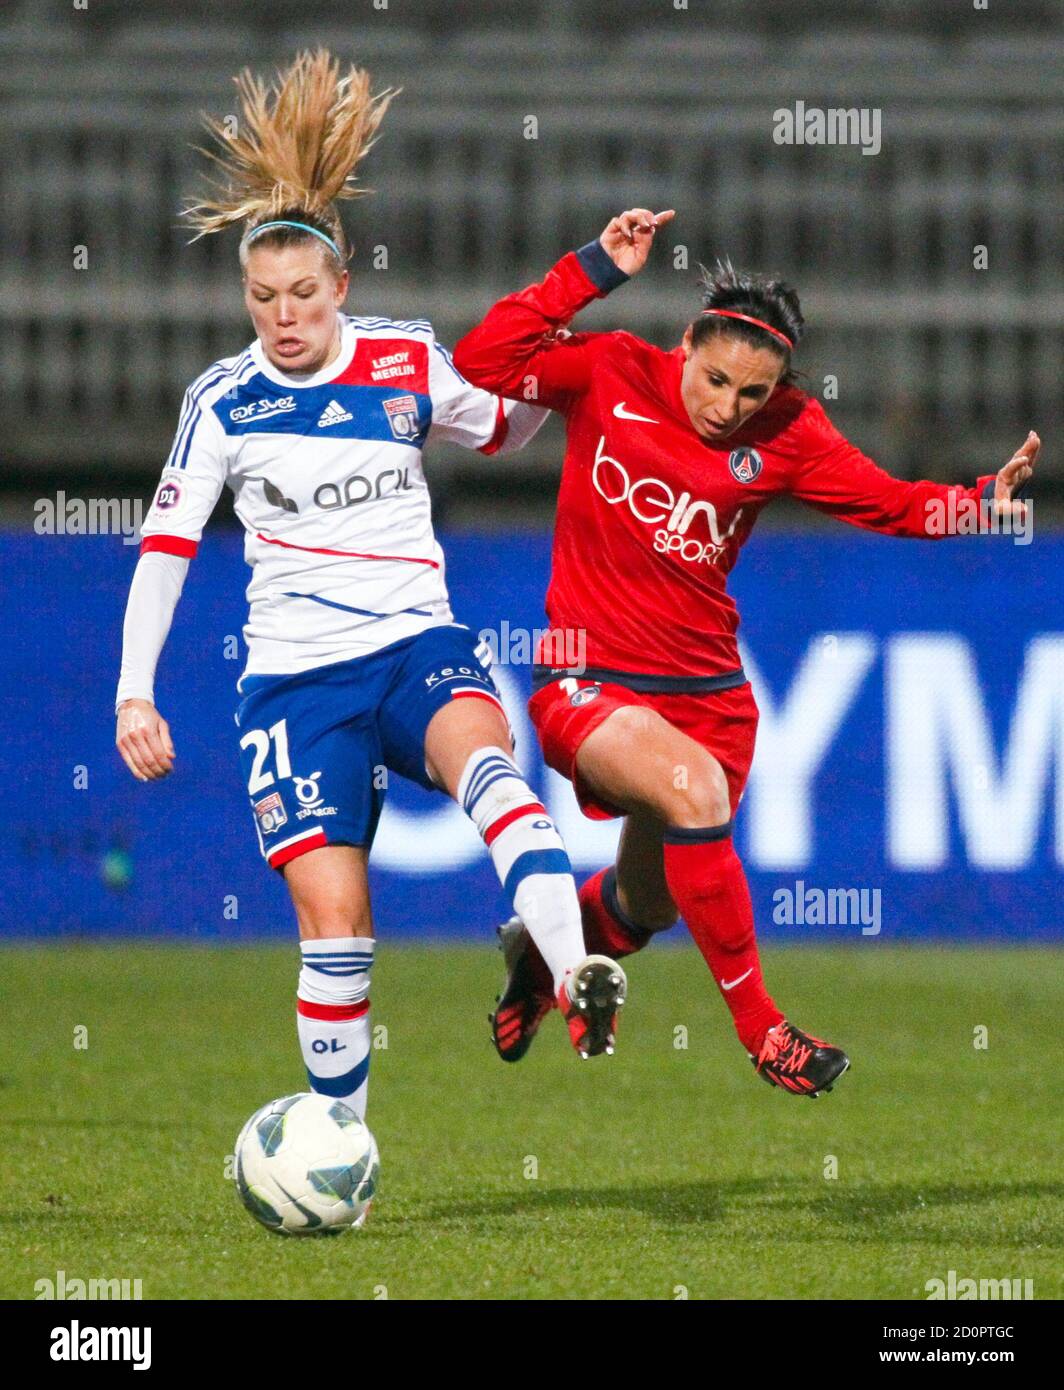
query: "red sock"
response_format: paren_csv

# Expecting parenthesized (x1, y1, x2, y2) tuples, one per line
(578, 867, 655, 959)
(522, 866, 653, 996)
(662, 823, 783, 1054)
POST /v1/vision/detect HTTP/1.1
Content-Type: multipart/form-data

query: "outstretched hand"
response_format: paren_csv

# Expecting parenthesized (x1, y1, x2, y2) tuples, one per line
(992, 431, 1039, 520)
(599, 207, 676, 277)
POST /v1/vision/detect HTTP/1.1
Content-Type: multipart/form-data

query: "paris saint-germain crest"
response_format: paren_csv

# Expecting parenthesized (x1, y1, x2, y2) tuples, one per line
(728, 447, 763, 484)
(570, 684, 602, 707)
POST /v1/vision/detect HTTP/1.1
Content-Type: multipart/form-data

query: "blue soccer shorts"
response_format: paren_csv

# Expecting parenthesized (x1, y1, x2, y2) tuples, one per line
(234, 624, 507, 870)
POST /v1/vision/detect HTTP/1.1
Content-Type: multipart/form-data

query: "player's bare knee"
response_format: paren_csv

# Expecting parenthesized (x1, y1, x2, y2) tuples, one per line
(662, 755, 731, 828)
(425, 698, 512, 794)
(291, 887, 370, 939)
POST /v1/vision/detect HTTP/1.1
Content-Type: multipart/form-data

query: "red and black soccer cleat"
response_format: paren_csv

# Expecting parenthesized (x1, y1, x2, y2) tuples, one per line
(557, 956, 628, 1060)
(751, 1020, 850, 1097)
(490, 921, 628, 1062)
(489, 917, 555, 1063)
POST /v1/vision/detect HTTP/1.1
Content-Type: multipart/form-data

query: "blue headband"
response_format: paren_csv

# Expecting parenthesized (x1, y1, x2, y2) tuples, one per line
(244, 220, 343, 259)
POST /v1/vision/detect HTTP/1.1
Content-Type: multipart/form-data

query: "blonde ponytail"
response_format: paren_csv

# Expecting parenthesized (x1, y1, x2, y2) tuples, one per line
(184, 48, 398, 258)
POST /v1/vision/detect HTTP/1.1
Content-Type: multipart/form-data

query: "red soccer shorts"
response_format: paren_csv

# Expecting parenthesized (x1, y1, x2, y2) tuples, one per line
(528, 675, 759, 821)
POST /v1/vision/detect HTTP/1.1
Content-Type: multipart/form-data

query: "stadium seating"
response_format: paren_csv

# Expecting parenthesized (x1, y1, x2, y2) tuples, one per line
(960, 32, 1064, 67)
(1, 3, 1060, 492)
(789, 30, 943, 68)
(106, 21, 256, 60)
(73, 0, 1064, 35)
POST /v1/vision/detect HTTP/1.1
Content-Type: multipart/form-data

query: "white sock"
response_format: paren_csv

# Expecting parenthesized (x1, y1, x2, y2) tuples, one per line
(296, 937, 374, 1121)
(457, 746, 585, 992)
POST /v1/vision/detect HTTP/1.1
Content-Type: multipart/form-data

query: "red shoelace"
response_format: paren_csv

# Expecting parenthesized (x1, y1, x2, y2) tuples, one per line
(757, 1023, 813, 1075)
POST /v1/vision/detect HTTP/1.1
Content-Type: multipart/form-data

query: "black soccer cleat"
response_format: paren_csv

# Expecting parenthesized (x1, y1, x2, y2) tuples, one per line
(557, 955, 628, 1060)
(751, 1019, 850, 1098)
(489, 917, 555, 1063)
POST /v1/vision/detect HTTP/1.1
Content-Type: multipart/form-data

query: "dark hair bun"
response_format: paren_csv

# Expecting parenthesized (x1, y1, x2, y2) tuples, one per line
(694, 258, 804, 353)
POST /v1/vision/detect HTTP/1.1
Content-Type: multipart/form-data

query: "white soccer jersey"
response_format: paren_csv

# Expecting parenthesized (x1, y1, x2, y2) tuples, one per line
(138, 314, 545, 678)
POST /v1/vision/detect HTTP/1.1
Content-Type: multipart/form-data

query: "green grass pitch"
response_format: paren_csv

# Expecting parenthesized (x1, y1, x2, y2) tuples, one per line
(1, 943, 1060, 1300)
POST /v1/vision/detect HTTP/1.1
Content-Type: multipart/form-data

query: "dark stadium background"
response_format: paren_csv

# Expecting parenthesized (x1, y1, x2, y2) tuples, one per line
(2, 0, 1061, 941)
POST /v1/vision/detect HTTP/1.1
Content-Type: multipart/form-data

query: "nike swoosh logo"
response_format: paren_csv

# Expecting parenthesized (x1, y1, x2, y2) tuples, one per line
(613, 401, 659, 424)
(720, 968, 753, 991)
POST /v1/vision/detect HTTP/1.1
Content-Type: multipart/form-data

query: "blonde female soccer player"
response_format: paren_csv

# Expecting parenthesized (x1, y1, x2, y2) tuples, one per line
(114, 53, 627, 1123)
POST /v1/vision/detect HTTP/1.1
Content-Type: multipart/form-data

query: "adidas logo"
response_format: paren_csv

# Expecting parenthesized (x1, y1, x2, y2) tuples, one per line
(317, 399, 353, 428)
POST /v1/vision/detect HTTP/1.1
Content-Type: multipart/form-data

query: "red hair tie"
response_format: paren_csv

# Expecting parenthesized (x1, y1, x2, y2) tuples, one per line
(702, 308, 793, 349)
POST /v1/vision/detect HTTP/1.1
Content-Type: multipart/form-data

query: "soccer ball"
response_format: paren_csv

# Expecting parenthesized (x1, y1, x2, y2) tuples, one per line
(234, 1093, 379, 1235)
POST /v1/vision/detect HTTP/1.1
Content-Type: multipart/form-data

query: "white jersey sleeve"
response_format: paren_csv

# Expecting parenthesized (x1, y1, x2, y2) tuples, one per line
(427, 335, 549, 455)
(138, 375, 230, 557)
(116, 360, 239, 709)
(493, 397, 552, 457)
(115, 552, 189, 711)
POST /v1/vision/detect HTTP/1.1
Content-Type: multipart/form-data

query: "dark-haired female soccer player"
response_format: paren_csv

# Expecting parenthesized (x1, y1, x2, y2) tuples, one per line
(454, 207, 1038, 1097)
(113, 54, 629, 1132)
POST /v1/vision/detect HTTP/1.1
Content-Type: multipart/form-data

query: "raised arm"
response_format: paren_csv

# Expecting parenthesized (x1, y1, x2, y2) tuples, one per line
(787, 399, 1038, 537)
(453, 208, 674, 411)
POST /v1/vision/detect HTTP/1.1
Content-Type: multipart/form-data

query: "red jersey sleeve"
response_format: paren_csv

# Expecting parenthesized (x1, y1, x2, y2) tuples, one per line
(785, 399, 998, 538)
(453, 241, 629, 412)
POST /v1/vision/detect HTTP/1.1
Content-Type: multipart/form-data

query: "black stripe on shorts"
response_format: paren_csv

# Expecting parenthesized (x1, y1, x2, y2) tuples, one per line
(530, 664, 747, 695)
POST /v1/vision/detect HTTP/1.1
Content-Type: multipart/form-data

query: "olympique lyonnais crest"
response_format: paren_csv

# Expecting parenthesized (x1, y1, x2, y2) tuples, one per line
(253, 791, 287, 835)
(383, 394, 420, 440)
(728, 447, 763, 484)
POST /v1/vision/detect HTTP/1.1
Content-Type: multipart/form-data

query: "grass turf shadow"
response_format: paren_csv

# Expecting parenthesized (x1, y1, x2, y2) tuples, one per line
(407, 1175, 1064, 1246)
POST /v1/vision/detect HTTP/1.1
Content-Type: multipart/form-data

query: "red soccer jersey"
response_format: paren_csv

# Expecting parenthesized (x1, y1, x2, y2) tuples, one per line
(454, 243, 997, 680)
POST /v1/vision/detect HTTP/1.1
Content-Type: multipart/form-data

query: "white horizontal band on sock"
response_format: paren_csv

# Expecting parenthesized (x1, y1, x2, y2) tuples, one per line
(298, 936, 374, 1007)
